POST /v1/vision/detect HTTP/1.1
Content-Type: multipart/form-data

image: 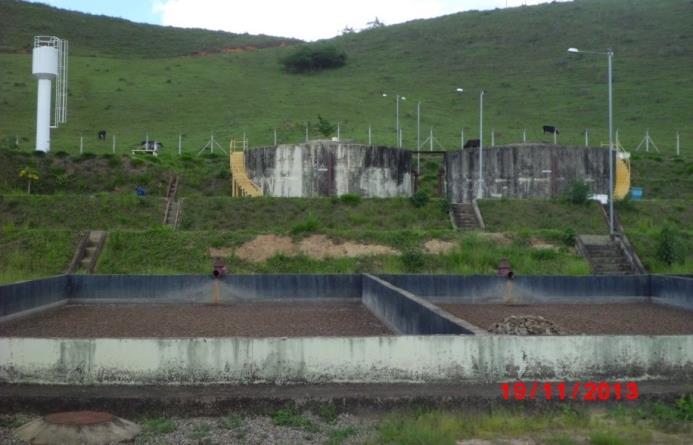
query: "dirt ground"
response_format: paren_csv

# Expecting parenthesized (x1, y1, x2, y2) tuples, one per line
(0, 303, 392, 338)
(440, 303, 693, 335)
(233, 234, 397, 263)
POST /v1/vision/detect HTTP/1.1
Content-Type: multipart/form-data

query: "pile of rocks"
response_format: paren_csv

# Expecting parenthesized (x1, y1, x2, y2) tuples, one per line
(488, 315, 568, 335)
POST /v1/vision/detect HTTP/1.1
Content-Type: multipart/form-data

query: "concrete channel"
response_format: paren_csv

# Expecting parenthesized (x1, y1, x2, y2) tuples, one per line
(0, 274, 691, 386)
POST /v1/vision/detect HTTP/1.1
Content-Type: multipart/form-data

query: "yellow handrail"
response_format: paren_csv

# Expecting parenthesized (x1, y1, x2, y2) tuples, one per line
(230, 151, 262, 197)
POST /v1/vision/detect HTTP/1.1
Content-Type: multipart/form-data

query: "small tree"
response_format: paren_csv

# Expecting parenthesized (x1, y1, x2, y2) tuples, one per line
(565, 180, 591, 205)
(281, 45, 347, 73)
(19, 166, 39, 194)
(317, 115, 336, 138)
(367, 17, 385, 29)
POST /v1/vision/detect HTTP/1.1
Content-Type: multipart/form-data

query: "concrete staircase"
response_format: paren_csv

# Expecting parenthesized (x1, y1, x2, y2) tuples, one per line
(163, 175, 181, 229)
(230, 151, 262, 197)
(451, 203, 480, 230)
(67, 230, 107, 274)
(577, 235, 637, 275)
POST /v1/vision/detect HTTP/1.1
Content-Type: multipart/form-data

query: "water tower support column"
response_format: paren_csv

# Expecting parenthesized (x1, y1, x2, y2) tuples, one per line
(35, 77, 53, 152)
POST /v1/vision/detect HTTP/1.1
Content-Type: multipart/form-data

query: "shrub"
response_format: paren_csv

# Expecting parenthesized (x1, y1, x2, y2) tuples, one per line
(401, 248, 425, 272)
(561, 227, 576, 246)
(339, 193, 361, 205)
(290, 214, 319, 235)
(410, 190, 429, 208)
(656, 226, 684, 265)
(565, 180, 591, 205)
(317, 115, 336, 137)
(281, 45, 347, 73)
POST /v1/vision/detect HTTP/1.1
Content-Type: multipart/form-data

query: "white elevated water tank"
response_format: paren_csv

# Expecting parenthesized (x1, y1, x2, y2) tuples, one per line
(32, 36, 67, 152)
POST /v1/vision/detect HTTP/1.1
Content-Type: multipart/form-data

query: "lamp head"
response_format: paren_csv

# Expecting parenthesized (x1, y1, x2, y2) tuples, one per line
(567, 47, 580, 53)
(456, 88, 464, 93)
(382, 93, 387, 97)
(401, 96, 406, 100)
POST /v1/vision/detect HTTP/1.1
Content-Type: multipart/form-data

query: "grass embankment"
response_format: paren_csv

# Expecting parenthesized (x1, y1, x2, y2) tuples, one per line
(0, 149, 230, 196)
(629, 154, 693, 200)
(375, 398, 693, 445)
(616, 199, 693, 273)
(0, 193, 163, 229)
(0, 228, 78, 284)
(95, 229, 588, 275)
(181, 196, 451, 231)
(478, 199, 608, 234)
(1, 0, 691, 153)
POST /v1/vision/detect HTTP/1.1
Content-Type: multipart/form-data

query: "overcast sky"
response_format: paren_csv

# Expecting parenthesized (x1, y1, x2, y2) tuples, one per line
(32, 0, 571, 41)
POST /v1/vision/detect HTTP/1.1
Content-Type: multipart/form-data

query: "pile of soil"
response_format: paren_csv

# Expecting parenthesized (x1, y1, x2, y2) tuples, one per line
(488, 315, 568, 335)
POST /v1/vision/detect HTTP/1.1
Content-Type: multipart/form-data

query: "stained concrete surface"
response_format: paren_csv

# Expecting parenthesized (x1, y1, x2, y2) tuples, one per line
(445, 144, 610, 203)
(245, 142, 413, 197)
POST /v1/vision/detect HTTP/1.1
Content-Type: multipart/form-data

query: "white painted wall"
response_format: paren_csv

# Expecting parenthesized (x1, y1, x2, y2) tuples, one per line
(1, 335, 691, 385)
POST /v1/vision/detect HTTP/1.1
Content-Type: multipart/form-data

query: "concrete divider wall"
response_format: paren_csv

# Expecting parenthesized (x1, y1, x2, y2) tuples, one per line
(652, 275, 693, 311)
(0, 276, 67, 320)
(2, 335, 691, 385)
(379, 274, 651, 302)
(362, 275, 480, 334)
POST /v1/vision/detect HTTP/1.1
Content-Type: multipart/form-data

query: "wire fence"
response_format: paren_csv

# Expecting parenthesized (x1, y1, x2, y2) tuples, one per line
(3, 125, 691, 158)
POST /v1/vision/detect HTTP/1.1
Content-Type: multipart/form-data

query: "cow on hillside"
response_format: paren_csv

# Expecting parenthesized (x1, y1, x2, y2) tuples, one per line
(463, 139, 480, 148)
(542, 125, 559, 135)
(97, 129, 106, 140)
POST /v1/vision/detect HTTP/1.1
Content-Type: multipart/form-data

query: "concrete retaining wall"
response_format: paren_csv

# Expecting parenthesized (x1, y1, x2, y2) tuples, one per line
(652, 275, 693, 311)
(0, 276, 67, 321)
(68, 274, 362, 303)
(379, 275, 651, 302)
(1, 335, 690, 385)
(245, 142, 413, 197)
(362, 275, 481, 335)
(445, 144, 610, 203)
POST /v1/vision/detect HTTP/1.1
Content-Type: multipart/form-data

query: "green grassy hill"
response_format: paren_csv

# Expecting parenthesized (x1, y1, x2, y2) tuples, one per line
(0, 0, 691, 154)
(0, 0, 298, 57)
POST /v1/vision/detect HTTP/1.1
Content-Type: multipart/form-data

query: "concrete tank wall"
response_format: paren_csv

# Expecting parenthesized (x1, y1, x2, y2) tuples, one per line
(2, 335, 691, 385)
(445, 144, 610, 203)
(245, 142, 413, 197)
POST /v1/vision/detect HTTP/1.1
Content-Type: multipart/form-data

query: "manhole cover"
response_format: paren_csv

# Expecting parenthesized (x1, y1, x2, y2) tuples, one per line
(15, 411, 140, 444)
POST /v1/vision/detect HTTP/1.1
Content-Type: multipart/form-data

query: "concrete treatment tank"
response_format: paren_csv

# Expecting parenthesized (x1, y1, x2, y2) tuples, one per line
(445, 143, 610, 203)
(245, 141, 413, 197)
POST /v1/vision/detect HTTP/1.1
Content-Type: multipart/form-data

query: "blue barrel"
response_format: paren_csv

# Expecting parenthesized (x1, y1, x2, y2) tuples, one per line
(630, 187, 643, 200)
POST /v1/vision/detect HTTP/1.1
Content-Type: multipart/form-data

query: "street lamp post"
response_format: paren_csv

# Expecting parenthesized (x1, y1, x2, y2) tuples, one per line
(568, 47, 615, 236)
(479, 89, 485, 199)
(383, 93, 406, 148)
(455, 88, 464, 151)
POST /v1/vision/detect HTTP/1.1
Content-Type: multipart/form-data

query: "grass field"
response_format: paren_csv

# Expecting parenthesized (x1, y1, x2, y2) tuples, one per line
(0, 0, 691, 155)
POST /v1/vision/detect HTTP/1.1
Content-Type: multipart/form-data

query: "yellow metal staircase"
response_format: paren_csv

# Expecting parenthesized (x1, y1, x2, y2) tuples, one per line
(614, 150, 631, 200)
(230, 151, 262, 197)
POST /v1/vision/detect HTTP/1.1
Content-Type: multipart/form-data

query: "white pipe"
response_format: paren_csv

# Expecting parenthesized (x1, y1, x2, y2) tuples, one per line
(35, 78, 52, 152)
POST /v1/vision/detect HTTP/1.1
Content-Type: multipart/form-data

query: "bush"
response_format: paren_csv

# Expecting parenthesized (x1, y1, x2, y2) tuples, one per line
(401, 248, 425, 272)
(410, 190, 429, 208)
(290, 214, 319, 235)
(561, 227, 576, 246)
(565, 180, 591, 205)
(281, 45, 347, 73)
(656, 226, 684, 265)
(339, 193, 361, 205)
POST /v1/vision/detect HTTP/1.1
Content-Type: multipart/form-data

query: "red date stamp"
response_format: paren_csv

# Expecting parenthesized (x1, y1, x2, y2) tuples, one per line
(501, 381, 639, 401)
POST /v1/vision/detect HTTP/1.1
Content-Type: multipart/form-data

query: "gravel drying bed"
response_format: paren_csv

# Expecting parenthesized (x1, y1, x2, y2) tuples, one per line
(440, 303, 693, 335)
(0, 303, 391, 338)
